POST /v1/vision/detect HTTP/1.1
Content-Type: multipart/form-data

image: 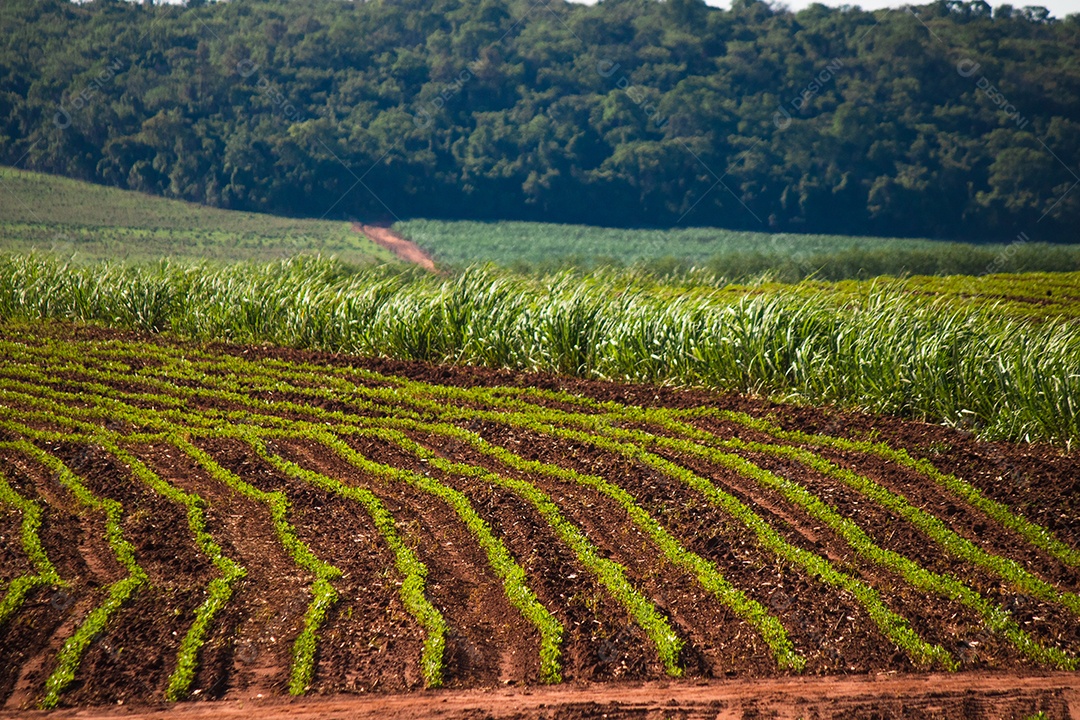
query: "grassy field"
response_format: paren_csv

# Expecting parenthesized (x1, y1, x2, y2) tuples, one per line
(818, 273, 1080, 323)
(6, 167, 1080, 288)
(0, 323, 1076, 709)
(1, 254, 1077, 445)
(396, 219, 1080, 280)
(2, 173, 1079, 716)
(0, 167, 395, 266)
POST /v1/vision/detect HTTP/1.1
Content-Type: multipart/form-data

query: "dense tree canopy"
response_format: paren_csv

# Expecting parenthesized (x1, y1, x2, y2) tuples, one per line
(1, 0, 1078, 240)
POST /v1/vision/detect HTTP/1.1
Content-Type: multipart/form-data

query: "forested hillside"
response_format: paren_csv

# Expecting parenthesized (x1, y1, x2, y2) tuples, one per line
(1, 0, 1078, 240)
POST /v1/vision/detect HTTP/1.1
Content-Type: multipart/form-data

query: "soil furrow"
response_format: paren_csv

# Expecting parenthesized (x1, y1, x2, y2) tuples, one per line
(197, 435, 428, 694)
(406, 423, 833, 677)
(728, 445, 1080, 656)
(400, 427, 780, 680)
(45, 442, 213, 705)
(136, 444, 306, 700)
(317, 431, 658, 682)
(0, 451, 121, 708)
(644, 440, 1048, 668)
(266, 433, 536, 688)
(5, 323, 1080, 717)
(688, 413, 1080, 590)
(0, 459, 82, 708)
(456, 420, 943, 674)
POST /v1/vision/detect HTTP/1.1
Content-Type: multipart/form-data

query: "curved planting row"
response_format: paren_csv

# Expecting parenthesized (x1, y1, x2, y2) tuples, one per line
(0, 326, 1078, 709)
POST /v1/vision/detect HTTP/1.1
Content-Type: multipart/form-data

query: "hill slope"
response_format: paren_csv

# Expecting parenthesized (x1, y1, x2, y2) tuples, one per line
(0, 167, 395, 266)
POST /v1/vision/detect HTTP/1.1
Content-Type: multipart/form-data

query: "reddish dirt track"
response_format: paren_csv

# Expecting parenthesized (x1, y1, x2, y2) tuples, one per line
(5, 673, 1079, 719)
(2, 323, 1080, 718)
(353, 223, 438, 272)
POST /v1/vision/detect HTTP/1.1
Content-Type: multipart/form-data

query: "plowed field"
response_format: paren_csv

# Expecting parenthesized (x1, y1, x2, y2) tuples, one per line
(1, 323, 1078, 718)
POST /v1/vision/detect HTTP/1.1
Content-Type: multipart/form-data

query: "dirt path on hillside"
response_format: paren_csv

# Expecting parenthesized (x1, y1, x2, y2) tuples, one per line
(8, 673, 1079, 719)
(352, 223, 438, 272)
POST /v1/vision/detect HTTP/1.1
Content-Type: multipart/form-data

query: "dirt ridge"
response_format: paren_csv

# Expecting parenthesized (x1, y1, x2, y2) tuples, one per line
(5, 672, 1078, 719)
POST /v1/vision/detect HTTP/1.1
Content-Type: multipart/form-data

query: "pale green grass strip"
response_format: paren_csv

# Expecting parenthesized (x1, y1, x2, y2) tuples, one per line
(0, 470, 65, 628)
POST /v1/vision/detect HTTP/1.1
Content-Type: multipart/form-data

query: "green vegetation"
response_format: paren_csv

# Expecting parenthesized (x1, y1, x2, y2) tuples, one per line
(174, 438, 342, 696)
(0, 430, 149, 709)
(157, 358, 1079, 667)
(0, 470, 65, 628)
(3, 336, 690, 681)
(3, 326, 1079, 708)
(597, 428, 1073, 668)
(244, 433, 450, 688)
(377, 422, 804, 671)
(0, 168, 394, 266)
(723, 438, 1080, 616)
(818, 273, 1080, 323)
(440, 383, 1080, 599)
(291, 429, 564, 684)
(105, 444, 247, 702)
(396, 220, 1080, 280)
(315, 375, 1080, 662)
(317, 427, 684, 677)
(3, 0, 1080, 240)
(1, 254, 1078, 445)
(712, 411, 1080, 568)
(415, 405, 957, 669)
(2, 348, 790, 673)
(0, 349, 972, 670)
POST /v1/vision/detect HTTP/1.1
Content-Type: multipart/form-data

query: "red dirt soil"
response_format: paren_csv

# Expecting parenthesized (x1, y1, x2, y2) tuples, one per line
(6, 673, 1079, 719)
(353, 223, 438, 272)
(2, 323, 1079, 718)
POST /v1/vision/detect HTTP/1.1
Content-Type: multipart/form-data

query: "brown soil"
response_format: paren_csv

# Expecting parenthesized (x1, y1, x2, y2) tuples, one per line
(353, 224, 438, 272)
(2, 322, 1080, 718)
(51, 443, 213, 707)
(3, 673, 1078, 719)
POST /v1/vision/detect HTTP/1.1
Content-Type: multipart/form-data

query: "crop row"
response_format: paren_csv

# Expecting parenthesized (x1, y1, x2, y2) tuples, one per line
(5, 344, 958, 670)
(0, 427, 148, 709)
(1, 254, 1079, 445)
(0, 362, 691, 682)
(8, 335, 1080, 614)
(1, 332, 1079, 707)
